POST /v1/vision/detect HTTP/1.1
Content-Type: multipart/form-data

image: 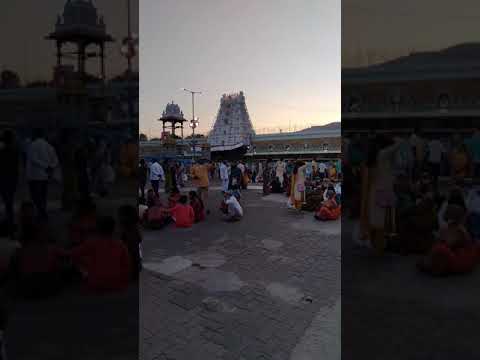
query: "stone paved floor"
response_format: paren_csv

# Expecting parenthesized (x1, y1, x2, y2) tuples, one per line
(140, 190, 340, 360)
(5, 195, 139, 360)
(342, 217, 480, 360)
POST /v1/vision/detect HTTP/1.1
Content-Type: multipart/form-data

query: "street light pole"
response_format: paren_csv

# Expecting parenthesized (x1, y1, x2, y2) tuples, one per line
(182, 88, 201, 160)
(127, 0, 132, 74)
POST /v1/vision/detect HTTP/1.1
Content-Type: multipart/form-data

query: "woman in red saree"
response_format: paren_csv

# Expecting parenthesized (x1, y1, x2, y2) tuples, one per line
(419, 204, 478, 275)
(315, 190, 341, 221)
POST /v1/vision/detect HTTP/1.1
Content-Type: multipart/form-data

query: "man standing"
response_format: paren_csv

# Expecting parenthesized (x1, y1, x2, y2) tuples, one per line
(191, 159, 211, 214)
(410, 129, 426, 180)
(219, 160, 229, 192)
(465, 128, 480, 178)
(318, 161, 327, 180)
(0, 130, 19, 236)
(275, 159, 286, 187)
(149, 159, 164, 197)
(26, 128, 59, 220)
(427, 138, 445, 190)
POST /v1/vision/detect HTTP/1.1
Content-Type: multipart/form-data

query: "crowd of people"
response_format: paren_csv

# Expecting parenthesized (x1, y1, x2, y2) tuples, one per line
(138, 158, 249, 231)
(0, 128, 126, 237)
(343, 128, 480, 276)
(260, 158, 342, 220)
(139, 156, 342, 230)
(0, 128, 140, 301)
(7, 201, 141, 299)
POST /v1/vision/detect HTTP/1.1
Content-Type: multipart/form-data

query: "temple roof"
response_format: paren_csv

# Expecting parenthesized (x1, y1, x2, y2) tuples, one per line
(46, 0, 113, 42)
(160, 102, 185, 121)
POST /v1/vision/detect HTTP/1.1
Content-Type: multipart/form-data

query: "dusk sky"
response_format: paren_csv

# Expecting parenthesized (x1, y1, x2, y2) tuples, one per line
(1, 1, 139, 81)
(343, 0, 480, 67)
(140, 0, 341, 137)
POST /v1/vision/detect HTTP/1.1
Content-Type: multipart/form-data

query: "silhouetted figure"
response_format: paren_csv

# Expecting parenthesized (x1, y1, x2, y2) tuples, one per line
(0, 130, 19, 237)
(25, 128, 59, 220)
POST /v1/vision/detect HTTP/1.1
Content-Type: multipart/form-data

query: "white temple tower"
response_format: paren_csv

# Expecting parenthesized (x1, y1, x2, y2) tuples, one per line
(208, 91, 256, 154)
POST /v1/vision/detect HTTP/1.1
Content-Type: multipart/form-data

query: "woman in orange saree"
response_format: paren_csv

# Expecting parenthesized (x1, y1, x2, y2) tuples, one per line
(315, 190, 341, 221)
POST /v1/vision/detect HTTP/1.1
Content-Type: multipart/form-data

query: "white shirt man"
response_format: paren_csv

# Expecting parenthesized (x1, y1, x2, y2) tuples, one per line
(26, 133, 59, 219)
(26, 137, 59, 181)
(237, 162, 245, 175)
(427, 139, 445, 164)
(334, 182, 342, 196)
(149, 161, 165, 181)
(225, 193, 243, 220)
(319, 162, 327, 177)
(219, 162, 229, 192)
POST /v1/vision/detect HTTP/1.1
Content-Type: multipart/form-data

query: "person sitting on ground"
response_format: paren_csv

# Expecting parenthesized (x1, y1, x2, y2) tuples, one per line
(142, 193, 171, 230)
(418, 204, 478, 276)
(334, 182, 342, 204)
(118, 205, 142, 280)
(138, 197, 148, 220)
(168, 188, 181, 208)
(315, 190, 341, 221)
(71, 216, 131, 293)
(438, 186, 467, 231)
(146, 189, 160, 208)
(393, 174, 436, 254)
(222, 191, 243, 222)
(189, 191, 205, 223)
(160, 195, 195, 228)
(10, 222, 68, 299)
(323, 183, 336, 202)
(69, 198, 97, 246)
(466, 187, 480, 242)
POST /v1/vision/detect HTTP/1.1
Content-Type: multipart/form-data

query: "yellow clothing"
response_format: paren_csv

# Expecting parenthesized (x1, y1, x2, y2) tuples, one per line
(451, 150, 469, 179)
(191, 164, 210, 188)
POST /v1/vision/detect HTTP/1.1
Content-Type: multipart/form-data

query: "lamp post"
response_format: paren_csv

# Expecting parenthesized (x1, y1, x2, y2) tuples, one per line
(121, 0, 138, 125)
(182, 88, 202, 160)
(189, 117, 200, 160)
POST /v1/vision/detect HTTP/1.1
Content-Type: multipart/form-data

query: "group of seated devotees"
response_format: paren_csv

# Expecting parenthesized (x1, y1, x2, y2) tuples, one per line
(314, 182, 342, 221)
(5, 199, 141, 300)
(139, 189, 205, 229)
(380, 170, 480, 276)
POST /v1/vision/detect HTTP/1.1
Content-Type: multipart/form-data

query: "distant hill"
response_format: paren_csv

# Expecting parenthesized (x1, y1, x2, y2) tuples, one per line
(297, 122, 340, 133)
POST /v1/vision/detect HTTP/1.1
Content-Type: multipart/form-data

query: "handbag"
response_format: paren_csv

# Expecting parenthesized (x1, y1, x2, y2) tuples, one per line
(297, 183, 305, 192)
